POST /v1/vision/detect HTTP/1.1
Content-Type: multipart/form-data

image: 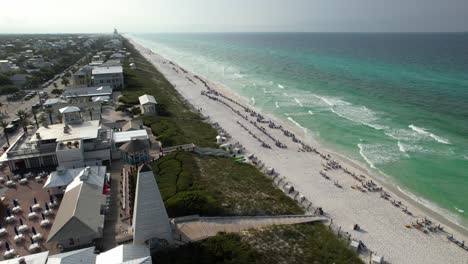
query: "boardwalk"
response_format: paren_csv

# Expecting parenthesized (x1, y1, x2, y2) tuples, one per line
(173, 215, 327, 242)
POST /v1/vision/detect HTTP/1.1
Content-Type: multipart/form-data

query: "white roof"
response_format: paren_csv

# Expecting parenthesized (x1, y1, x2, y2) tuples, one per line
(63, 86, 113, 98)
(92, 65, 123, 75)
(48, 247, 96, 264)
(44, 166, 107, 189)
(30, 120, 100, 142)
(0, 251, 49, 264)
(138, 94, 157, 105)
(44, 98, 65, 106)
(92, 95, 110, 102)
(59, 106, 81, 114)
(96, 244, 151, 264)
(113, 129, 148, 144)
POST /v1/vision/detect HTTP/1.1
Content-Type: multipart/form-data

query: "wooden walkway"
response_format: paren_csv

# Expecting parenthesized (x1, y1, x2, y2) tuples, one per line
(173, 215, 328, 242)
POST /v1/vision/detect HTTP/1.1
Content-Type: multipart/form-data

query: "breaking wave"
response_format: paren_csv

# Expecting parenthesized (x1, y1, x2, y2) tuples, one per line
(278, 84, 285, 89)
(409, 125, 451, 145)
(275, 101, 280, 108)
(287, 117, 308, 134)
(294, 98, 304, 107)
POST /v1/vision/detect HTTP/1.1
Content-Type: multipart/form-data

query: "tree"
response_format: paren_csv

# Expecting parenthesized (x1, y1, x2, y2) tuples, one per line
(63, 72, 72, 78)
(0, 120, 10, 146)
(38, 114, 48, 128)
(56, 112, 63, 124)
(61, 77, 70, 87)
(32, 109, 39, 128)
(0, 74, 12, 86)
(15, 110, 30, 133)
(51, 88, 63, 95)
(44, 108, 54, 125)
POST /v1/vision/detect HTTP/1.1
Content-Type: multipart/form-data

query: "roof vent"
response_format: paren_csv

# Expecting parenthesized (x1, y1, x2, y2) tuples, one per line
(35, 133, 41, 139)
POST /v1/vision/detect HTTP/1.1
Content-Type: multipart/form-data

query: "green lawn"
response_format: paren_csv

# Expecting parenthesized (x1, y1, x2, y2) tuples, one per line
(154, 223, 363, 264)
(152, 151, 303, 218)
(122, 40, 218, 148)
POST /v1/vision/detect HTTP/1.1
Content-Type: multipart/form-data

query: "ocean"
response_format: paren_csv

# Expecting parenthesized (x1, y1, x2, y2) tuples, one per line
(130, 33, 468, 227)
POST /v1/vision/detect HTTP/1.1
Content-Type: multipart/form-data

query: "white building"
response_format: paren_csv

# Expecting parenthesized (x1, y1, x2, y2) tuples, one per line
(44, 166, 108, 195)
(0, 60, 12, 73)
(92, 66, 123, 89)
(0, 119, 112, 171)
(96, 244, 151, 264)
(46, 181, 105, 250)
(138, 94, 157, 115)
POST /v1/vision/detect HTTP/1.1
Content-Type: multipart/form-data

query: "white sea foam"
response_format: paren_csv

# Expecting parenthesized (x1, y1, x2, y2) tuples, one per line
(315, 95, 386, 130)
(278, 84, 285, 89)
(275, 101, 280, 108)
(251, 97, 256, 105)
(308, 110, 314, 115)
(358, 143, 376, 169)
(397, 141, 406, 153)
(283, 92, 289, 97)
(287, 117, 308, 134)
(409, 125, 451, 145)
(294, 98, 304, 107)
(455, 207, 465, 213)
(464, 156, 468, 161)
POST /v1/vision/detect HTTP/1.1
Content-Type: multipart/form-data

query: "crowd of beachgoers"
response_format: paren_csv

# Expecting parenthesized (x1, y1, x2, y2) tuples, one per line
(129, 37, 468, 264)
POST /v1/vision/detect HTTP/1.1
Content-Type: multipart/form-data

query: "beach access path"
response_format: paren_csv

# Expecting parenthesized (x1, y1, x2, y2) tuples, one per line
(127, 37, 468, 264)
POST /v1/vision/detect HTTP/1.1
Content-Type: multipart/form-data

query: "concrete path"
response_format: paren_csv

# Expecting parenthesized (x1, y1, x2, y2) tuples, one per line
(173, 215, 327, 242)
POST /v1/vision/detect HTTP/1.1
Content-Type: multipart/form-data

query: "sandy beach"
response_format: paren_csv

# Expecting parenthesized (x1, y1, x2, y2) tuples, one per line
(127, 37, 468, 264)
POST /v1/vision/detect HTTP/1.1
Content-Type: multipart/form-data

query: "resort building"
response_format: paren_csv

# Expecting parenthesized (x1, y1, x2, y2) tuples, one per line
(72, 65, 94, 87)
(46, 181, 106, 250)
(92, 66, 124, 89)
(111, 129, 150, 160)
(44, 166, 108, 195)
(138, 94, 157, 115)
(0, 118, 112, 171)
(63, 86, 113, 102)
(119, 139, 150, 165)
(132, 165, 173, 247)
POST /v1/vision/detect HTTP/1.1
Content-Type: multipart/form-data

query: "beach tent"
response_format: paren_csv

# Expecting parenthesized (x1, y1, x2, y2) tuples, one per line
(372, 255, 384, 264)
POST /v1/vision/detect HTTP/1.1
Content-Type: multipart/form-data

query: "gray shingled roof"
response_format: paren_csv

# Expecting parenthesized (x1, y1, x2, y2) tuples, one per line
(47, 182, 104, 243)
(119, 139, 149, 153)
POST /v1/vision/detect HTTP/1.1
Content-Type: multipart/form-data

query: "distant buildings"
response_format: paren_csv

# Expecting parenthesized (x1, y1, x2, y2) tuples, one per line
(92, 66, 124, 89)
(0, 60, 12, 73)
(10, 74, 31, 88)
(138, 94, 157, 115)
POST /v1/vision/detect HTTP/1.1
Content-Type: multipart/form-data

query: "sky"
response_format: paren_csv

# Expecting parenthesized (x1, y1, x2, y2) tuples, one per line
(0, 0, 467, 33)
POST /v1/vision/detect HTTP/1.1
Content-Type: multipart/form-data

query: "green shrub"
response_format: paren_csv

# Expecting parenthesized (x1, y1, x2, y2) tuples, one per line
(165, 190, 222, 217)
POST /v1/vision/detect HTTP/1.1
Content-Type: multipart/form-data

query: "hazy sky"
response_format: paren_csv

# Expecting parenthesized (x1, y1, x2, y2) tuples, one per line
(1, 0, 467, 33)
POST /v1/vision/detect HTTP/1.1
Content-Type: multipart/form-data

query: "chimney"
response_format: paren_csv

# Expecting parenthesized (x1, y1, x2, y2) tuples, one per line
(35, 132, 41, 139)
(80, 166, 91, 181)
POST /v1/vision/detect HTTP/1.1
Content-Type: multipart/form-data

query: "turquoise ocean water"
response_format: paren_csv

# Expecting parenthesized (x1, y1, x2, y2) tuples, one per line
(130, 33, 468, 228)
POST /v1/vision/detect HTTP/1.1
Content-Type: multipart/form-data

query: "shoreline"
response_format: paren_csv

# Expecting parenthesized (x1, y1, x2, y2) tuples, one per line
(126, 35, 468, 263)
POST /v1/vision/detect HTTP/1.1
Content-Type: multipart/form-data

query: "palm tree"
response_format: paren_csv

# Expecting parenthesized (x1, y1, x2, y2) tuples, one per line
(15, 110, 30, 133)
(38, 114, 48, 128)
(32, 108, 39, 128)
(56, 113, 63, 124)
(44, 108, 53, 125)
(0, 120, 10, 146)
(61, 78, 70, 87)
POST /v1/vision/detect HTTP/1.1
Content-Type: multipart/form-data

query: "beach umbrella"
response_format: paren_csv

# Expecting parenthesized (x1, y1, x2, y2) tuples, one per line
(14, 226, 18, 235)
(45, 203, 49, 211)
(13, 199, 18, 207)
(29, 236, 34, 244)
(49, 195, 54, 204)
(32, 227, 37, 235)
(41, 213, 45, 220)
(6, 209, 11, 217)
(19, 219, 23, 226)
(29, 206, 33, 213)
(33, 197, 38, 204)
(5, 241, 10, 251)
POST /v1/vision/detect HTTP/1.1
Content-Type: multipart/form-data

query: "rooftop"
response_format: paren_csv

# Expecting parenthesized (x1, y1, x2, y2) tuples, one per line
(58, 106, 80, 114)
(30, 120, 100, 143)
(44, 166, 107, 189)
(96, 244, 151, 264)
(138, 94, 157, 105)
(112, 130, 148, 144)
(47, 182, 105, 243)
(47, 246, 96, 264)
(63, 86, 113, 98)
(92, 66, 123, 75)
